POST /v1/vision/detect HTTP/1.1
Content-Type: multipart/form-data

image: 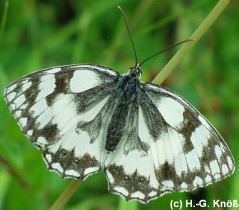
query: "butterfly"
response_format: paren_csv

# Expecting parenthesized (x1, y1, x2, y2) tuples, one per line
(4, 4, 236, 202)
(4, 62, 235, 203)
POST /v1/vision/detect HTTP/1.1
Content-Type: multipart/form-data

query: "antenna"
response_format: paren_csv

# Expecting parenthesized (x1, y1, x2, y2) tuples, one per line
(140, 39, 193, 66)
(117, 6, 138, 67)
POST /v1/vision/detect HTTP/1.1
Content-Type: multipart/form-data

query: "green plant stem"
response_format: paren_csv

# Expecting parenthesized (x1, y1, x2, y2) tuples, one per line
(152, 0, 231, 85)
(49, 180, 80, 210)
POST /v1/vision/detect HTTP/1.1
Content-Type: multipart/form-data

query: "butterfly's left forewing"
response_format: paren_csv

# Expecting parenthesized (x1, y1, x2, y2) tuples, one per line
(4, 64, 119, 179)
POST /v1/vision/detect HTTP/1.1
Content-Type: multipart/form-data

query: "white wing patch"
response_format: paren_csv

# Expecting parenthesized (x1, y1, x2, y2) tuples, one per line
(46, 67, 61, 74)
(156, 96, 185, 128)
(70, 70, 101, 93)
(36, 74, 56, 102)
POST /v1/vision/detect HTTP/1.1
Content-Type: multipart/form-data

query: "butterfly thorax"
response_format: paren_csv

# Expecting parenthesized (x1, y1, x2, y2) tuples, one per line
(105, 75, 141, 152)
(105, 72, 170, 153)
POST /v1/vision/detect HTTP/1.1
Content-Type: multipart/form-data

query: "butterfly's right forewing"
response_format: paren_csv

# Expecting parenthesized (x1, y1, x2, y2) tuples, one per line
(4, 64, 119, 179)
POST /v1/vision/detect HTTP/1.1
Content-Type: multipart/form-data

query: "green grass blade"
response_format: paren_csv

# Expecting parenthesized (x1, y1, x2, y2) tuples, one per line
(0, 0, 9, 44)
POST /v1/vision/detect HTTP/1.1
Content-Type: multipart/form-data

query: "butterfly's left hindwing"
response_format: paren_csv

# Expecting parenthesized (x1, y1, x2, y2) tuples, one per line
(4, 64, 119, 179)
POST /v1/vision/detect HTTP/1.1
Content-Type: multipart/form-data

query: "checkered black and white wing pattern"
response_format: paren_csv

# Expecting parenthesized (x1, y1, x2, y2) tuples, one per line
(104, 83, 235, 203)
(4, 64, 119, 179)
(4, 65, 235, 204)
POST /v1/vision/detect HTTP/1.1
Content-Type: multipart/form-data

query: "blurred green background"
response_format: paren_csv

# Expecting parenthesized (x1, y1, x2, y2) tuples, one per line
(0, 0, 238, 210)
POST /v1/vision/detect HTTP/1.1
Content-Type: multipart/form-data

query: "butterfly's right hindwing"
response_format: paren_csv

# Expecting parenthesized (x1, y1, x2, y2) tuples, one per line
(4, 64, 119, 179)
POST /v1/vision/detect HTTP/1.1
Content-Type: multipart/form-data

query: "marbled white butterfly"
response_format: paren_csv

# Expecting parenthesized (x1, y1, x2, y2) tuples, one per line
(4, 7, 235, 203)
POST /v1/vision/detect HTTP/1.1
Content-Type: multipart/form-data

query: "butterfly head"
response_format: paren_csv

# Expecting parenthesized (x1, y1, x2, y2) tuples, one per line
(128, 63, 142, 78)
